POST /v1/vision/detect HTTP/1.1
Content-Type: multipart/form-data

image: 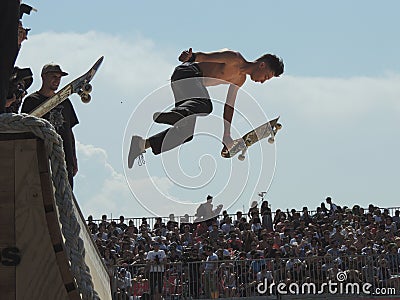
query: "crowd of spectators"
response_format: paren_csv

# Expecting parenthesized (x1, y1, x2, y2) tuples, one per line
(87, 197, 400, 299)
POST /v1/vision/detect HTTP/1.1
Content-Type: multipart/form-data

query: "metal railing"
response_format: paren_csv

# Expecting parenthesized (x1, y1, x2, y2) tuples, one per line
(111, 254, 400, 299)
(90, 206, 400, 231)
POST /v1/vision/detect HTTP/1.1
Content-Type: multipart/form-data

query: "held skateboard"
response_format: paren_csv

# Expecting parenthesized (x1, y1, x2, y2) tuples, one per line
(30, 56, 104, 117)
(221, 116, 282, 161)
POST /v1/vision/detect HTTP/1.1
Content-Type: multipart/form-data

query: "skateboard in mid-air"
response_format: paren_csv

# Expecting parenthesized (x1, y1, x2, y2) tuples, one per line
(30, 56, 104, 118)
(221, 116, 282, 161)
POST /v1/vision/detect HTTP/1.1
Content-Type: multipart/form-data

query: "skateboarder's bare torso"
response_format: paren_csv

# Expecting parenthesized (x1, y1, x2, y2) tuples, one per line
(197, 60, 247, 87)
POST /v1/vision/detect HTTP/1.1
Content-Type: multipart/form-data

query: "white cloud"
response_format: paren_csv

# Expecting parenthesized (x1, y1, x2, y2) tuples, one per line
(75, 141, 182, 219)
(75, 141, 133, 218)
(246, 74, 400, 121)
(17, 31, 174, 91)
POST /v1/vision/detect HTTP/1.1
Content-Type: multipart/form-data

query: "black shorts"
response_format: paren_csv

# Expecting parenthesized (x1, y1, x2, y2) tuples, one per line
(171, 62, 202, 82)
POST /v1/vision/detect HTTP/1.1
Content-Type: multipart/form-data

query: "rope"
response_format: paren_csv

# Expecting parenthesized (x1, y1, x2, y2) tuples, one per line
(0, 113, 100, 300)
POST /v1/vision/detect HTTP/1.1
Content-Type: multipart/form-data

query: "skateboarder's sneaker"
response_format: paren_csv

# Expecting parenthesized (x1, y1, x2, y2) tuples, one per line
(153, 111, 186, 126)
(128, 135, 146, 168)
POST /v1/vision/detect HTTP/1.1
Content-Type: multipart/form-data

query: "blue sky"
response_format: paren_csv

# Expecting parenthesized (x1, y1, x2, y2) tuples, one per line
(17, 1, 400, 219)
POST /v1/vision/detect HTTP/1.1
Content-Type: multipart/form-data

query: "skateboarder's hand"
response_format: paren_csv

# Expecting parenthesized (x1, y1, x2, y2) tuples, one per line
(179, 48, 193, 62)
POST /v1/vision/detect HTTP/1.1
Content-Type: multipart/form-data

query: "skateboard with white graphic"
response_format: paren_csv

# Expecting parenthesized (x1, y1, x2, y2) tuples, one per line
(221, 116, 282, 161)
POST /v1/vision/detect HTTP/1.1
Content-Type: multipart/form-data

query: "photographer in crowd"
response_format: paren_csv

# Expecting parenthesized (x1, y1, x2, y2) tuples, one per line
(146, 241, 167, 300)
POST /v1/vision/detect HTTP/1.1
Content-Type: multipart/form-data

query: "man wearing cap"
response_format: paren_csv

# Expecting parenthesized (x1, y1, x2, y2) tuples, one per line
(21, 63, 79, 188)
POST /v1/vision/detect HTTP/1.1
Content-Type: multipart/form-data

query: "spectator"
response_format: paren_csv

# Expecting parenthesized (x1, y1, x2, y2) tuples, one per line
(180, 224, 193, 246)
(94, 223, 108, 241)
(194, 195, 223, 222)
(167, 213, 178, 231)
(392, 210, 400, 227)
(385, 216, 398, 233)
(261, 201, 273, 231)
(208, 221, 221, 243)
(251, 217, 262, 236)
(325, 197, 338, 215)
(233, 211, 244, 227)
(103, 248, 117, 278)
(376, 258, 393, 288)
(5, 64, 32, 113)
(300, 206, 312, 226)
(100, 214, 109, 227)
(146, 241, 166, 300)
(167, 242, 182, 262)
(221, 216, 234, 234)
(87, 215, 98, 234)
(248, 200, 259, 219)
(180, 213, 190, 223)
(114, 268, 131, 300)
(184, 247, 201, 298)
(116, 216, 128, 231)
(153, 217, 162, 231)
(22, 63, 79, 188)
(140, 217, 150, 231)
(203, 245, 219, 299)
(125, 220, 138, 237)
(320, 202, 329, 216)
(226, 232, 242, 251)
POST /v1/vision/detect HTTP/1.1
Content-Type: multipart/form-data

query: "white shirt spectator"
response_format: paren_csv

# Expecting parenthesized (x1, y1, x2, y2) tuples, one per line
(146, 246, 166, 273)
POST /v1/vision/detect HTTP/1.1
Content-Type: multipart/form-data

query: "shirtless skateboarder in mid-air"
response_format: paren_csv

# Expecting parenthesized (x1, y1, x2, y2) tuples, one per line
(128, 48, 284, 168)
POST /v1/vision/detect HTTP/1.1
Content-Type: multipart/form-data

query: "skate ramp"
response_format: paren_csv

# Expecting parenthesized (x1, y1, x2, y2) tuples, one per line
(0, 134, 111, 300)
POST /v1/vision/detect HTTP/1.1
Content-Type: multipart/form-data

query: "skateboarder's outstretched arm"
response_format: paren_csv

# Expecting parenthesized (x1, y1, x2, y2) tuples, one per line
(222, 84, 241, 149)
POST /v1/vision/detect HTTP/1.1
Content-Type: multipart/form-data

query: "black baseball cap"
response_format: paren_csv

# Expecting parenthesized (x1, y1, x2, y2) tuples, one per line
(41, 63, 68, 76)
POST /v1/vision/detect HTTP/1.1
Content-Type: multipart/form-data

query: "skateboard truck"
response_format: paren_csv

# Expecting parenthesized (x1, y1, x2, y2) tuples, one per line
(78, 83, 93, 103)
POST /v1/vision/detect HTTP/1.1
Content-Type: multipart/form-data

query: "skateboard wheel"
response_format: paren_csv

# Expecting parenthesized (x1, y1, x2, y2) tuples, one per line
(238, 154, 245, 161)
(276, 123, 282, 130)
(268, 137, 275, 144)
(82, 83, 92, 93)
(81, 93, 91, 103)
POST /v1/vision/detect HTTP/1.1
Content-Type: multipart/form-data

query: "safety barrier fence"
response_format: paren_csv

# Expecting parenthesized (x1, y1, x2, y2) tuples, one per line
(111, 253, 400, 299)
(92, 207, 400, 231)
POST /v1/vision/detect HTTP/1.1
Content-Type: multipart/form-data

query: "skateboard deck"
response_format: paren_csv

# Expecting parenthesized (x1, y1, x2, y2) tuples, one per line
(221, 116, 282, 161)
(30, 56, 104, 117)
